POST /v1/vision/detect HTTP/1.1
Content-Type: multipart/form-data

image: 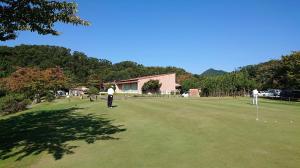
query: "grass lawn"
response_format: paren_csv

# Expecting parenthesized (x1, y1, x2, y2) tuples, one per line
(0, 97, 299, 168)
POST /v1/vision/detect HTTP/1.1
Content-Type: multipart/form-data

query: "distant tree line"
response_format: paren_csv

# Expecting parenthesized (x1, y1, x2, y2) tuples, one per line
(1, 45, 299, 93)
(196, 71, 257, 97)
(238, 52, 300, 90)
(0, 45, 299, 113)
(0, 45, 190, 86)
(0, 45, 192, 113)
(187, 51, 299, 97)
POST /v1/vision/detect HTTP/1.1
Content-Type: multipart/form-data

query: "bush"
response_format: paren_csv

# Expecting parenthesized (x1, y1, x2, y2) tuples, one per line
(88, 86, 99, 96)
(87, 86, 99, 102)
(0, 88, 6, 98)
(142, 80, 162, 94)
(45, 92, 56, 102)
(0, 94, 31, 114)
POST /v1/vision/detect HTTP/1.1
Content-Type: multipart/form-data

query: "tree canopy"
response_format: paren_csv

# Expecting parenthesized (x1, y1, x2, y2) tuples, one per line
(1, 45, 299, 97)
(200, 68, 227, 77)
(197, 52, 300, 96)
(0, 0, 89, 41)
(0, 45, 191, 86)
(142, 80, 162, 94)
(1, 67, 69, 101)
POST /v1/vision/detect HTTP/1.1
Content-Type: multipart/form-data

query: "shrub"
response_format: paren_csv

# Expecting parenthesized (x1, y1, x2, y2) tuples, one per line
(45, 92, 56, 102)
(87, 86, 99, 102)
(0, 88, 6, 98)
(142, 80, 162, 94)
(0, 94, 31, 114)
(88, 86, 99, 96)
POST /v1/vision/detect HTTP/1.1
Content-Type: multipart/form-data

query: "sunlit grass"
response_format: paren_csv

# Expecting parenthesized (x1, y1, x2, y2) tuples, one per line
(0, 97, 299, 168)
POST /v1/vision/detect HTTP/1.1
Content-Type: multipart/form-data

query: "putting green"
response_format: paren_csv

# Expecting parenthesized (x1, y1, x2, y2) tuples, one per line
(0, 97, 299, 168)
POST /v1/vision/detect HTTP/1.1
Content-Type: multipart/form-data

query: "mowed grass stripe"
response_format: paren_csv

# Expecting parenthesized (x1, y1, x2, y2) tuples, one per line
(114, 98, 300, 167)
(0, 97, 299, 168)
(118, 98, 300, 167)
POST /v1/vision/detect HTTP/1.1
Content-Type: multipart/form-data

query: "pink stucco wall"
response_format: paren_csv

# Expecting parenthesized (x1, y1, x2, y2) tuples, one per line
(115, 84, 122, 93)
(137, 73, 176, 94)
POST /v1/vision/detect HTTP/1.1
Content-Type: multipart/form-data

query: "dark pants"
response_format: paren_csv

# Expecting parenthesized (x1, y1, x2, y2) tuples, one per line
(107, 95, 113, 107)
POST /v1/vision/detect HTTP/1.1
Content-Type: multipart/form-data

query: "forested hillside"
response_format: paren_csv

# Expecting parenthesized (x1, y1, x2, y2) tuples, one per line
(0, 45, 190, 85)
(196, 51, 300, 96)
(200, 68, 227, 76)
(239, 52, 300, 90)
(1, 45, 299, 96)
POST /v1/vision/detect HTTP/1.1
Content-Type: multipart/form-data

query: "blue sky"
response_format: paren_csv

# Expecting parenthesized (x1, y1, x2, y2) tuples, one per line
(1, 0, 299, 74)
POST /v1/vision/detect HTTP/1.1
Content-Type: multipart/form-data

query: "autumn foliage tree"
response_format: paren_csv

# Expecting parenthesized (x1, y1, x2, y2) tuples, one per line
(176, 73, 193, 85)
(2, 67, 69, 102)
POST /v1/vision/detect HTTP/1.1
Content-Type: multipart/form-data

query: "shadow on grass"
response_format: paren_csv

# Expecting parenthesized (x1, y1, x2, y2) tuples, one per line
(0, 107, 126, 161)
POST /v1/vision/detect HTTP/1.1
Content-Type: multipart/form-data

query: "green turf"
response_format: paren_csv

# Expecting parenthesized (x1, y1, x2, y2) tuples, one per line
(0, 97, 299, 168)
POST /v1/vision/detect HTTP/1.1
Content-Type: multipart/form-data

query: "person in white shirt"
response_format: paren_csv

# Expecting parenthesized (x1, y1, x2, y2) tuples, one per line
(107, 86, 115, 108)
(252, 89, 258, 105)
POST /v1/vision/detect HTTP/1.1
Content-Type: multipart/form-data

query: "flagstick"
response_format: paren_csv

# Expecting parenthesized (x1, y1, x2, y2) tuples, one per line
(256, 96, 259, 121)
(256, 103, 259, 121)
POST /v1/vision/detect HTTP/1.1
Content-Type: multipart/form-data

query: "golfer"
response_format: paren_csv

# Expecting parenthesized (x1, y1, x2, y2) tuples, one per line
(107, 86, 114, 108)
(252, 89, 258, 105)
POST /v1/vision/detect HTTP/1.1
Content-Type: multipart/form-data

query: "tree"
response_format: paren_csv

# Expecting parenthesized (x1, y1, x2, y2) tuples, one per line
(0, 0, 90, 41)
(87, 86, 99, 96)
(87, 86, 99, 101)
(176, 73, 192, 85)
(280, 52, 300, 89)
(0, 45, 192, 85)
(0, 60, 15, 77)
(0, 93, 30, 114)
(1, 67, 69, 102)
(142, 80, 162, 94)
(181, 77, 201, 93)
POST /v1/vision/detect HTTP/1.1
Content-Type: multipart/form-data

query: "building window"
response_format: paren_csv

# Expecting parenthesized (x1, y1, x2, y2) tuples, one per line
(122, 83, 138, 93)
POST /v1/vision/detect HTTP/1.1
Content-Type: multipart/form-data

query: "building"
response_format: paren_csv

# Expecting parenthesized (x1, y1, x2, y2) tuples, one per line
(69, 86, 89, 96)
(189, 89, 201, 97)
(111, 73, 179, 94)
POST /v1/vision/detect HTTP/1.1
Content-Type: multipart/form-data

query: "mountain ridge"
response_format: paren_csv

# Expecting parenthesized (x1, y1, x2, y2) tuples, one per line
(200, 68, 227, 76)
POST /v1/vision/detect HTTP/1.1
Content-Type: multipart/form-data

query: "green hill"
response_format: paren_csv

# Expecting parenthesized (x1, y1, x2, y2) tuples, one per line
(0, 45, 190, 84)
(200, 68, 227, 76)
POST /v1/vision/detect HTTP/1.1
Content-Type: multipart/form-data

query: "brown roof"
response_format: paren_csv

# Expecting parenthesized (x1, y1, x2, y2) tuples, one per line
(104, 73, 176, 85)
(117, 73, 176, 83)
(116, 80, 138, 84)
(71, 86, 89, 91)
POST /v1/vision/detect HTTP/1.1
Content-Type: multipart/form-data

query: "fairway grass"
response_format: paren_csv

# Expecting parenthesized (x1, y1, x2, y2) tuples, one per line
(0, 97, 299, 168)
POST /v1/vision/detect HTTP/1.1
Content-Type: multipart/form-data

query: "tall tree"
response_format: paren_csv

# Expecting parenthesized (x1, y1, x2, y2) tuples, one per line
(1, 67, 69, 102)
(280, 52, 300, 89)
(0, 0, 89, 41)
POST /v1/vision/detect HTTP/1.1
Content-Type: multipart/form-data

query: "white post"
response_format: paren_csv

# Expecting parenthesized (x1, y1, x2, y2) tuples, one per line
(255, 95, 258, 105)
(256, 102, 259, 121)
(252, 89, 259, 120)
